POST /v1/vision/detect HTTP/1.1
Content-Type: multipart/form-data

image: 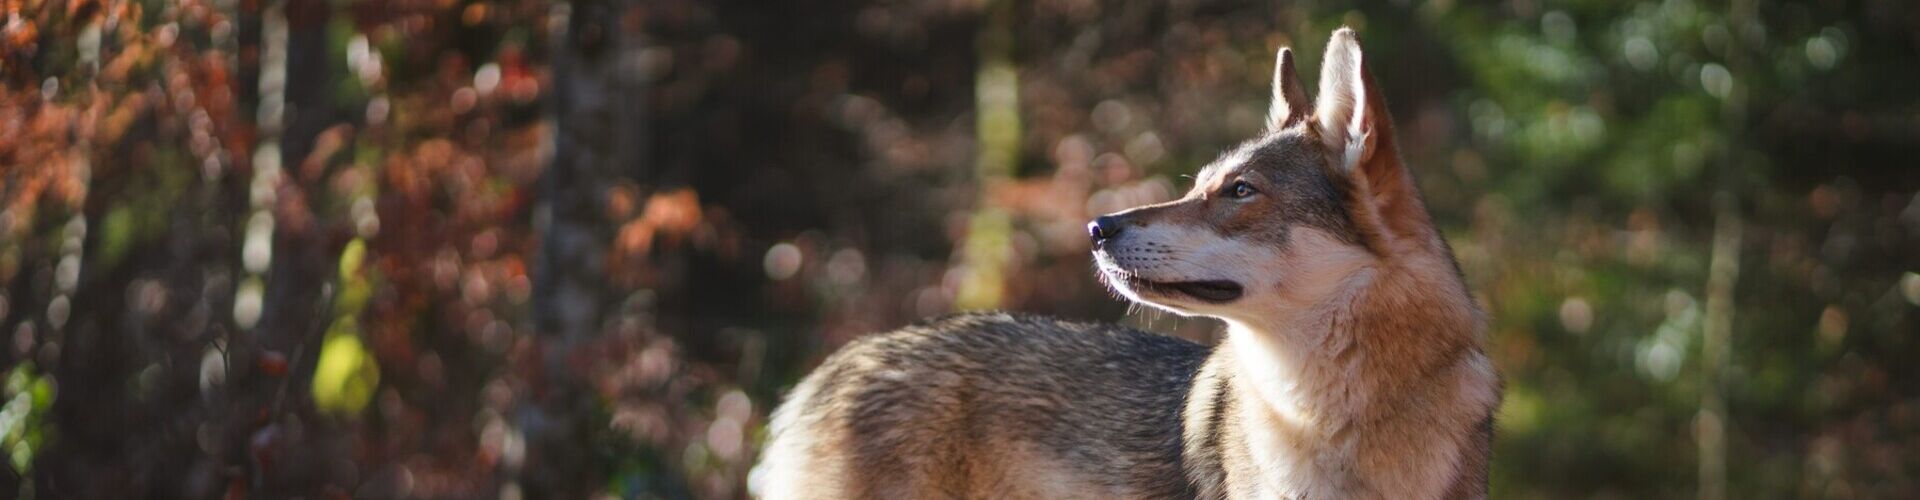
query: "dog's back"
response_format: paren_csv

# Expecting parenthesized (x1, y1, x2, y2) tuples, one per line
(757, 312, 1208, 499)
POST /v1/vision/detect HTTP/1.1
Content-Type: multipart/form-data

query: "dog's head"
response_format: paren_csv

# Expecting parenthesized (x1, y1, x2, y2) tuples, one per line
(1092, 29, 1447, 325)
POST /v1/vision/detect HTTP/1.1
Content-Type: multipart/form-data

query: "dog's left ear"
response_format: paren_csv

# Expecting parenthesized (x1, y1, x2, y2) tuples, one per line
(1266, 48, 1311, 132)
(1315, 28, 1432, 251)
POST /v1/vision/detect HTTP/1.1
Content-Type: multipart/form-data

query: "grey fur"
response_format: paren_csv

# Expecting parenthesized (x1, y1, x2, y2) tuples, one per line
(768, 312, 1210, 498)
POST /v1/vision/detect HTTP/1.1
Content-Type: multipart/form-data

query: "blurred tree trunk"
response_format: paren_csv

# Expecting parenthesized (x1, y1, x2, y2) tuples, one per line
(237, 0, 263, 127)
(955, 0, 1018, 311)
(1699, 2, 1754, 499)
(522, 0, 646, 495)
(244, 0, 347, 493)
(257, 0, 333, 381)
(534, 0, 616, 347)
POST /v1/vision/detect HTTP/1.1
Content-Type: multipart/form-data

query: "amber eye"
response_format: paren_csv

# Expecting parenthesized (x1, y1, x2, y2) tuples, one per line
(1228, 180, 1257, 199)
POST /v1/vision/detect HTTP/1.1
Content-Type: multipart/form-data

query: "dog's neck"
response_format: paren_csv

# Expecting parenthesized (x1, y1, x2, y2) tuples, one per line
(1226, 218, 1483, 410)
(1213, 248, 1485, 496)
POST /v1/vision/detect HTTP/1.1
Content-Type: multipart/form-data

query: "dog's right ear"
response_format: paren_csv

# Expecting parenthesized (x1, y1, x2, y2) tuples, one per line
(1266, 48, 1310, 133)
(1314, 28, 1438, 255)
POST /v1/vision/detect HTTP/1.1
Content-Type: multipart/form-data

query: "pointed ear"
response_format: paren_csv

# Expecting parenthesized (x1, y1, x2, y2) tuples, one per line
(1314, 28, 1376, 172)
(1314, 28, 1435, 252)
(1266, 48, 1310, 132)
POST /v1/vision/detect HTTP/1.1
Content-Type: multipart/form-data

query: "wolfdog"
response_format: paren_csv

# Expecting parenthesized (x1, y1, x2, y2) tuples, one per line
(756, 28, 1500, 499)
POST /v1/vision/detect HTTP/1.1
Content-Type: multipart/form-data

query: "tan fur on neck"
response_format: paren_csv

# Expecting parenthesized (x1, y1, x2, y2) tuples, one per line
(1216, 221, 1493, 499)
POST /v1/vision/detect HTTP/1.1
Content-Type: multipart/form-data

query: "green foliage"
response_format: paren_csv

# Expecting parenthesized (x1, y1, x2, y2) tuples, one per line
(311, 321, 379, 417)
(0, 364, 53, 477)
(95, 149, 193, 269)
(1400, 1, 1920, 497)
(312, 239, 380, 417)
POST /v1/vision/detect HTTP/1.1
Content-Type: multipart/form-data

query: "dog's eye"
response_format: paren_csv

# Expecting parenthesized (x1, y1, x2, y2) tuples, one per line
(1229, 180, 1257, 199)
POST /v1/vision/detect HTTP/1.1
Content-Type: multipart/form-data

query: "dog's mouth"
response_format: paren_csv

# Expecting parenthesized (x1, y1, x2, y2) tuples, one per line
(1124, 276, 1244, 304)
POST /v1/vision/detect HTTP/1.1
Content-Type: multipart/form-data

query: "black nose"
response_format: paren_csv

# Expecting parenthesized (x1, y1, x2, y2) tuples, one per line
(1088, 215, 1123, 243)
